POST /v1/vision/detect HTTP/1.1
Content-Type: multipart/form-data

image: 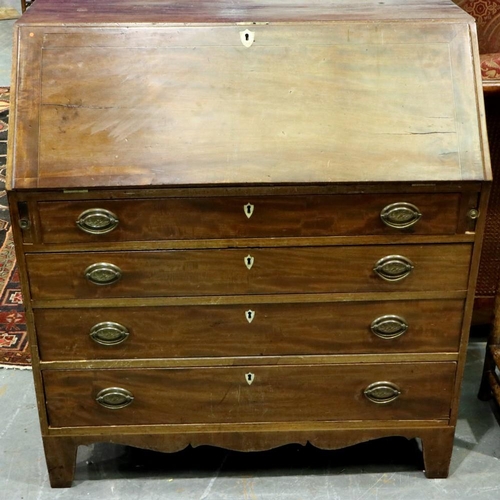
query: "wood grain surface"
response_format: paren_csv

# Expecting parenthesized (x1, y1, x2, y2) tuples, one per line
(9, 18, 488, 189)
(25, 244, 472, 300)
(35, 193, 461, 244)
(6, 0, 490, 485)
(19, 0, 471, 25)
(43, 362, 456, 427)
(34, 299, 464, 360)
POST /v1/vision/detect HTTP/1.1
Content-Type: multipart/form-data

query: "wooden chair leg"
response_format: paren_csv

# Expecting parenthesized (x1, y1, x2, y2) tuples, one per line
(20, 0, 27, 13)
(421, 428, 455, 478)
(42, 436, 78, 488)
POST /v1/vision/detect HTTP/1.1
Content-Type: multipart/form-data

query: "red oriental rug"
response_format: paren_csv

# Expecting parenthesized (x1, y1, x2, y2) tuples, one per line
(0, 87, 30, 367)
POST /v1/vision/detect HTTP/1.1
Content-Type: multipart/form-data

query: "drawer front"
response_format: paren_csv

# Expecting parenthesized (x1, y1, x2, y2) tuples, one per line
(37, 193, 460, 244)
(43, 363, 456, 427)
(35, 300, 464, 360)
(26, 244, 472, 300)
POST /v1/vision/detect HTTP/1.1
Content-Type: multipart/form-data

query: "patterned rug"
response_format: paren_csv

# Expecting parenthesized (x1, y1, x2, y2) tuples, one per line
(0, 87, 29, 367)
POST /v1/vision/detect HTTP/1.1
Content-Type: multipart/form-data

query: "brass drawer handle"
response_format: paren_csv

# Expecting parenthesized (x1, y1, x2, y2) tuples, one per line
(373, 255, 414, 282)
(90, 322, 129, 346)
(96, 387, 134, 410)
(370, 315, 409, 339)
(76, 208, 119, 234)
(85, 263, 122, 285)
(364, 381, 401, 404)
(380, 202, 422, 229)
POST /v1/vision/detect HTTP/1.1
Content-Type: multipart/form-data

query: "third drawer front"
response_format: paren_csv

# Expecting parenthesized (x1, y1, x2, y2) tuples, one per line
(43, 363, 456, 427)
(34, 299, 464, 360)
(26, 244, 472, 300)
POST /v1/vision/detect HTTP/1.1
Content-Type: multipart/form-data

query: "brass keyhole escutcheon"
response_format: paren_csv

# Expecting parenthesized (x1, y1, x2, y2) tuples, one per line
(244, 203, 255, 219)
(245, 255, 255, 270)
(246, 373, 255, 385)
(246, 310, 255, 323)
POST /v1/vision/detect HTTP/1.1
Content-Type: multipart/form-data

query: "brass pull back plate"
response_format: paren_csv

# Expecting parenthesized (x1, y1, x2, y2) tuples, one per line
(370, 315, 409, 339)
(373, 255, 414, 281)
(85, 263, 122, 285)
(90, 322, 130, 345)
(96, 387, 134, 409)
(380, 202, 422, 229)
(76, 208, 119, 234)
(364, 381, 401, 404)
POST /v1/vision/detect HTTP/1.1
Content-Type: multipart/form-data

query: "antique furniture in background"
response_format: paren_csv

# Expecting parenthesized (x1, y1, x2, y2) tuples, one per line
(453, 0, 500, 321)
(7, 0, 491, 487)
(478, 288, 500, 401)
(452, 1, 500, 403)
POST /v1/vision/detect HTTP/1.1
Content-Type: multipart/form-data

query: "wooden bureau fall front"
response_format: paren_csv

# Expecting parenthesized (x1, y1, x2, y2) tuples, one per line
(6, 0, 492, 487)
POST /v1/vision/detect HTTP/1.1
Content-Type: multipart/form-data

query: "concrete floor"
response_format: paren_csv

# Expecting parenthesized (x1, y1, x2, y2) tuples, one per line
(0, 344, 499, 499)
(1, 4, 500, 498)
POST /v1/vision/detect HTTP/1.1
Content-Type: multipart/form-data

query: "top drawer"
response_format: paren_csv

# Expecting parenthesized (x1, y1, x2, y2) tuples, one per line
(35, 193, 460, 244)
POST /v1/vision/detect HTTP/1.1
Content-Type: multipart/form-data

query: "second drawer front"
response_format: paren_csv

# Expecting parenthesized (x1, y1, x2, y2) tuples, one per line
(26, 244, 472, 300)
(34, 300, 464, 360)
(43, 363, 456, 427)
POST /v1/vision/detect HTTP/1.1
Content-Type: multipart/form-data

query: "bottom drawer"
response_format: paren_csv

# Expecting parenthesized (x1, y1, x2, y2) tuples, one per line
(43, 363, 456, 427)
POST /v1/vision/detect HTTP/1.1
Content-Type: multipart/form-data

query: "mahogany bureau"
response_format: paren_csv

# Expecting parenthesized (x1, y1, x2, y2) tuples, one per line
(7, 0, 491, 487)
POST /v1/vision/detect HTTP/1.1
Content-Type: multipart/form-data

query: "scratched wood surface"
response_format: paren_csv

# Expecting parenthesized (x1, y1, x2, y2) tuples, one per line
(43, 362, 456, 427)
(8, 13, 488, 189)
(5, 0, 491, 487)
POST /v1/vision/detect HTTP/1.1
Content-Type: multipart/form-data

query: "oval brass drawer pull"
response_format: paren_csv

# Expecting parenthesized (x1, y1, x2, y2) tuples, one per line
(373, 255, 414, 281)
(85, 263, 122, 285)
(76, 208, 119, 234)
(96, 387, 134, 410)
(370, 315, 409, 339)
(380, 202, 422, 229)
(90, 322, 129, 345)
(364, 381, 401, 404)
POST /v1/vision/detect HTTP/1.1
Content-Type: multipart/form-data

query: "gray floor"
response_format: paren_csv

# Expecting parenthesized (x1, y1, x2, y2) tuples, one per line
(1, 344, 500, 499)
(1, 4, 500, 498)
(0, 0, 19, 86)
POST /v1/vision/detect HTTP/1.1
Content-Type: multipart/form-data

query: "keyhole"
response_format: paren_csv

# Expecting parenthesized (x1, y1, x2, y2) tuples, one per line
(245, 33, 250, 41)
(245, 255, 254, 270)
(244, 203, 254, 218)
(246, 372, 255, 385)
(246, 310, 255, 323)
